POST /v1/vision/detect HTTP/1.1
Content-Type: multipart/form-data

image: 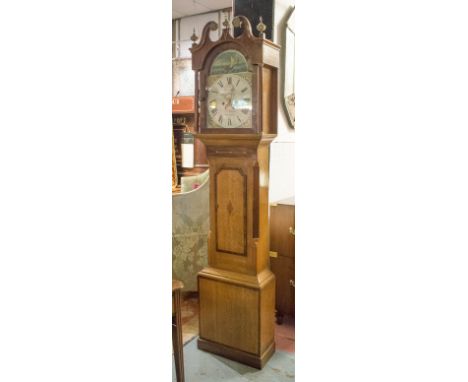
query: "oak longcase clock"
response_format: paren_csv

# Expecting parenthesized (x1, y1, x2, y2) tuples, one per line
(191, 16, 280, 369)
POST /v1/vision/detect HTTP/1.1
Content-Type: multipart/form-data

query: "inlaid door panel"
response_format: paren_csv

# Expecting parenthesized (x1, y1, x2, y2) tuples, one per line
(215, 168, 247, 256)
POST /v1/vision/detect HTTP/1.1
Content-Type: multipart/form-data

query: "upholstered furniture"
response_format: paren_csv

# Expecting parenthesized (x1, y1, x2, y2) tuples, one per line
(172, 171, 209, 291)
(180, 169, 209, 193)
(172, 279, 184, 382)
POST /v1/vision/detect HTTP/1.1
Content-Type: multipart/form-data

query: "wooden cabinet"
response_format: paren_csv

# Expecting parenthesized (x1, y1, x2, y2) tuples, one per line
(269, 197, 295, 323)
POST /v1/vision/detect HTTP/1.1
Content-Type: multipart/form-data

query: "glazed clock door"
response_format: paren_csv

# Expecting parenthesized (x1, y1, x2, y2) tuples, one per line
(205, 49, 253, 130)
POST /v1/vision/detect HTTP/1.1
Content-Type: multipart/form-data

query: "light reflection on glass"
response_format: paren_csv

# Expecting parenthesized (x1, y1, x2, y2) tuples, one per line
(232, 99, 252, 110)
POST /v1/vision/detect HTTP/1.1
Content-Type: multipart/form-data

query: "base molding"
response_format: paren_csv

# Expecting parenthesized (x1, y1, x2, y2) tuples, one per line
(197, 337, 275, 369)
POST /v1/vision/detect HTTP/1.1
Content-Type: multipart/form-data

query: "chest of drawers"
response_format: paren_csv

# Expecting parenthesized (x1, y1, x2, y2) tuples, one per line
(269, 197, 295, 323)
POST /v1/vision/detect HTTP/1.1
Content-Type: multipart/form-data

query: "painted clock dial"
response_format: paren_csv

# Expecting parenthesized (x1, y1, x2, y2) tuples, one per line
(206, 50, 252, 129)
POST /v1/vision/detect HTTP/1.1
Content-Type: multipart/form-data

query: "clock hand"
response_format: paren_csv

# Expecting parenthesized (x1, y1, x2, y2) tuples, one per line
(225, 94, 234, 111)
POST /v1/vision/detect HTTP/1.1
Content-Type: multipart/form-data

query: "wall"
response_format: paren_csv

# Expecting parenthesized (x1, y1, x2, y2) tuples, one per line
(269, 0, 295, 202)
(173, 9, 232, 59)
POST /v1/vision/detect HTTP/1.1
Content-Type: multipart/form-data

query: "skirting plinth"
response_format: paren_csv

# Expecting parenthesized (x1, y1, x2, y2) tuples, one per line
(197, 267, 276, 369)
(198, 337, 275, 369)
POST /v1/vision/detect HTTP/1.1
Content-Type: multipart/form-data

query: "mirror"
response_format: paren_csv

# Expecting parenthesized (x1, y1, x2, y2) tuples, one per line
(282, 6, 295, 128)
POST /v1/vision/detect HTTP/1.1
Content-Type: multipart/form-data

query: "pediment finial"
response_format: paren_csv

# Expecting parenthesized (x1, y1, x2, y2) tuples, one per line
(190, 28, 198, 45)
(256, 16, 267, 38)
(232, 17, 241, 28)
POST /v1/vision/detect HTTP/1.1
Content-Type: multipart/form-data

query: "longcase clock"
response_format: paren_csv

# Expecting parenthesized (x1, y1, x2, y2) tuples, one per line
(191, 16, 279, 369)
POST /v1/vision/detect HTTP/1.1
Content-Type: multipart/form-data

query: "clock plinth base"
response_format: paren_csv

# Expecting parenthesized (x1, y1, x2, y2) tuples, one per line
(197, 267, 276, 369)
(197, 337, 275, 370)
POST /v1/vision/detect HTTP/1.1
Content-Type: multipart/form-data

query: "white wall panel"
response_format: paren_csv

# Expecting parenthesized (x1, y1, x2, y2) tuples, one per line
(269, 141, 295, 202)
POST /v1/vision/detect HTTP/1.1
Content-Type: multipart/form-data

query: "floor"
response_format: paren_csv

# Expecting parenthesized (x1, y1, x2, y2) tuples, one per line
(180, 293, 199, 344)
(173, 337, 295, 382)
(174, 293, 295, 381)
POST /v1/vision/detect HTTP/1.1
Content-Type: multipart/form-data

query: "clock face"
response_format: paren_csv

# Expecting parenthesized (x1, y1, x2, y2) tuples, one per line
(206, 49, 252, 129)
(206, 73, 252, 129)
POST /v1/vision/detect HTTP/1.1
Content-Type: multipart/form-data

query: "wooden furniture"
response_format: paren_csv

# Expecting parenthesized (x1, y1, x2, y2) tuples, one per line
(172, 96, 208, 182)
(172, 279, 184, 382)
(172, 131, 178, 191)
(192, 16, 280, 369)
(269, 197, 295, 324)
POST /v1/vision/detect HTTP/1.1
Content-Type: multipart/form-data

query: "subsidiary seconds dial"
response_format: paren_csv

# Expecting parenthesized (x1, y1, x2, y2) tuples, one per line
(207, 73, 252, 129)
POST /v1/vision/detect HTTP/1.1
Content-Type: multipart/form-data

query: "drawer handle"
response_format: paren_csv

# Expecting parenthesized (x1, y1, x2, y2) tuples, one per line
(289, 227, 295, 236)
(269, 251, 278, 258)
(289, 279, 295, 288)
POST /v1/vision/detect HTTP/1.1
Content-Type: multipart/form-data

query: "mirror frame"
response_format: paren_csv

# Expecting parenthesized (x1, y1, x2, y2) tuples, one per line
(281, 6, 295, 129)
